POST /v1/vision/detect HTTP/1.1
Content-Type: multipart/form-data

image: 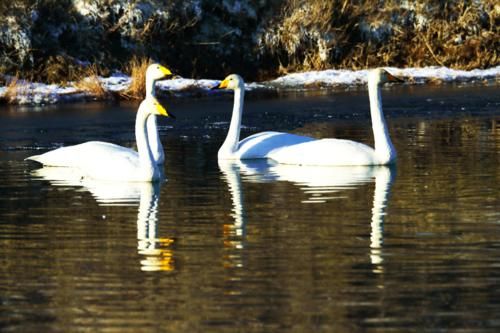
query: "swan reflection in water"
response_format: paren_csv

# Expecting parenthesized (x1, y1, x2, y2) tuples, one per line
(219, 159, 395, 271)
(219, 161, 247, 269)
(30, 166, 174, 272)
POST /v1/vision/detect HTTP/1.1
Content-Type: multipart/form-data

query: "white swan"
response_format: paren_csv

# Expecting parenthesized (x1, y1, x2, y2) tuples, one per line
(145, 63, 173, 164)
(26, 96, 174, 182)
(215, 68, 401, 166)
(24, 63, 171, 168)
(214, 74, 314, 160)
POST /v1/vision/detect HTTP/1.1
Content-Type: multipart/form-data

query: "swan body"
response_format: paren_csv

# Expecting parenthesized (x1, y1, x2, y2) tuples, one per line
(26, 97, 173, 182)
(228, 131, 315, 160)
(216, 69, 400, 166)
(27, 141, 133, 168)
(268, 68, 398, 166)
(268, 138, 386, 166)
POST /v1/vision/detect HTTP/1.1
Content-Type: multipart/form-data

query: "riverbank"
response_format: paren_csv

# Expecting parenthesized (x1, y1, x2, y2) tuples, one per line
(1, 1, 498, 85)
(0, 66, 499, 106)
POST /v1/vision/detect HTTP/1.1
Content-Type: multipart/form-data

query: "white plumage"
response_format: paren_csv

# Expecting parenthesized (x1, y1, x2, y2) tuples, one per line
(216, 68, 401, 166)
(27, 64, 172, 169)
(26, 96, 173, 182)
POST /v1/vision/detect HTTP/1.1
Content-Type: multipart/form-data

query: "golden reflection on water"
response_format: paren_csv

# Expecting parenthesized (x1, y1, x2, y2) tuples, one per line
(135, 182, 175, 272)
(5, 85, 498, 332)
(30, 167, 175, 272)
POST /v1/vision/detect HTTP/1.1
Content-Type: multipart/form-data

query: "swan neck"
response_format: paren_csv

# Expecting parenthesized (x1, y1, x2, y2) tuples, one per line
(146, 76, 156, 97)
(368, 80, 395, 163)
(221, 87, 244, 156)
(135, 107, 156, 170)
(147, 115, 163, 164)
(145, 75, 164, 164)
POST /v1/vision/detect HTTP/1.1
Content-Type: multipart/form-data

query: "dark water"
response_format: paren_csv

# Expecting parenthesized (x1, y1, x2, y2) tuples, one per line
(0, 84, 499, 332)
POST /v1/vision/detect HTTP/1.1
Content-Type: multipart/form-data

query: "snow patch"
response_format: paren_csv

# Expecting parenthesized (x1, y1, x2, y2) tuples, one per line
(156, 78, 267, 93)
(100, 72, 131, 92)
(157, 78, 219, 91)
(269, 66, 500, 87)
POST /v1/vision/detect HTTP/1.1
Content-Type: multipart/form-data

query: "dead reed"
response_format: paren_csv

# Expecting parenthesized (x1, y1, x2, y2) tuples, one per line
(73, 64, 109, 100)
(4, 76, 21, 104)
(119, 57, 153, 100)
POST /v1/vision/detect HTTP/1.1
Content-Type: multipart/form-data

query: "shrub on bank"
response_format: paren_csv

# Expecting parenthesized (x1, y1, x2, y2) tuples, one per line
(0, 0, 498, 84)
(259, 0, 499, 72)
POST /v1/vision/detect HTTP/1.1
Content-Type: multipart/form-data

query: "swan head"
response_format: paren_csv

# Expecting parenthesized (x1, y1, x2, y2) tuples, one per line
(146, 63, 173, 81)
(141, 97, 175, 119)
(369, 68, 403, 85)
(215, 74, 244, 90)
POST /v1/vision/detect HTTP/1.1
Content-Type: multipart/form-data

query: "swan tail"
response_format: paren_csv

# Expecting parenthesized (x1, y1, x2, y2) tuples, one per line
(25, 155, 43, 164)
(25, 153, 63, 166)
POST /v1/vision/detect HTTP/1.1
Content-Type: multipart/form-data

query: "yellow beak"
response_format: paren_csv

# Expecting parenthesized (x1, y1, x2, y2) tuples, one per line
(159, 65, 173, 77)
(154, 101, 174, 118)
(218, 79, 229, 89)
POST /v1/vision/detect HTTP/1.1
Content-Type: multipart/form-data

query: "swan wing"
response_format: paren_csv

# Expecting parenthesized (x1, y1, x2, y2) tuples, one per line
(237, 131, 315, 159)
(26, 141, 155, 181)
(26, 141, 137, 167)
(268, 138, 378, 166)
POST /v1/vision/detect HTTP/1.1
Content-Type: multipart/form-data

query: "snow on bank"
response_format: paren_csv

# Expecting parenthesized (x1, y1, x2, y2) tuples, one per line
(156, 78, 267, 94)
(270, 66, 500, 87)
(1, 66, 499, 105)
(157, 78, 219, 92)
(100, 73, 130, 92)
(0, 81, 83, 105)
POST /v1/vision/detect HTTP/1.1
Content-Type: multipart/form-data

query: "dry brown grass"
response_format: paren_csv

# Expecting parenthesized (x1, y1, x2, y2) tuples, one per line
(73, 64, 109, 100)
(267, 0, 337, 74)
(119, 56, 154, 100)
(263, 0, 499, 74)
(4, 76, 23, 104)
(391, 1, 499, 70)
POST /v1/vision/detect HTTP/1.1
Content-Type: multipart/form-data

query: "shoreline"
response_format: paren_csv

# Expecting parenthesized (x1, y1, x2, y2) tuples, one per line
(1, 66, 499, 106)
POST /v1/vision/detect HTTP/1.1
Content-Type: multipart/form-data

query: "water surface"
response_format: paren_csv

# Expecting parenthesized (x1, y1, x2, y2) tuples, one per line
(0, 84, 499, 332)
